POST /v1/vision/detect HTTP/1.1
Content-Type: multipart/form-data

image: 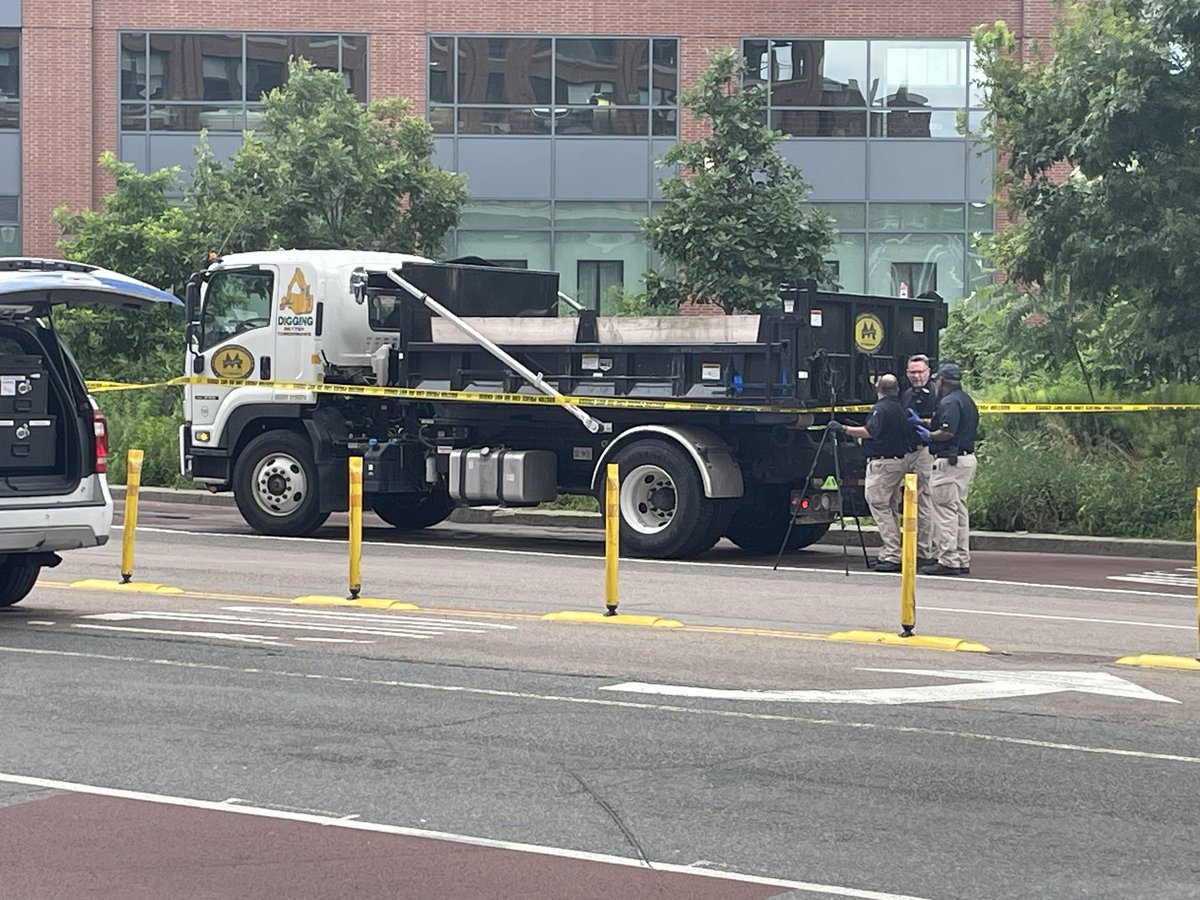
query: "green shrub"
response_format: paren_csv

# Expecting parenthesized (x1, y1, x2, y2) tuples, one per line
(97, 389, 190, 488)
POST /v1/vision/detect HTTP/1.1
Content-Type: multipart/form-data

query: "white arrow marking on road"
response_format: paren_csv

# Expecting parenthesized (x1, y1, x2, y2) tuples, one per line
(602, 669, 1178, 705)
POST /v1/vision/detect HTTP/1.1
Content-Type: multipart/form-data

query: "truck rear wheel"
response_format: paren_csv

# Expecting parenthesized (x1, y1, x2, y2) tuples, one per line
(725, 487, 832, 554)
(610, 440, 733, 559)
(372, 489, 455, 530)
(234, 431, 330, 537)
(0, 556, 40, 607)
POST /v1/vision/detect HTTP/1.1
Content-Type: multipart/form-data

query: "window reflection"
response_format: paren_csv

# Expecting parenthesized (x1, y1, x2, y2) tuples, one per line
(458, 38, 551, 104)
(120, 32, 368, 133)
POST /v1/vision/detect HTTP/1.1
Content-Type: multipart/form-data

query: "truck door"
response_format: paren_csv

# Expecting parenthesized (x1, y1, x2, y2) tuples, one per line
(271, 262, 321, 386)
(186, 265, 278, 433)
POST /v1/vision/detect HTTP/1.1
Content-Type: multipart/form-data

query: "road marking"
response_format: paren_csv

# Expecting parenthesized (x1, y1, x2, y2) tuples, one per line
(132, 525, 1195, 598)
(0, 771, 932, 900)
(923, 606, 1194, 631)
(72, 624, 283, 645)
(2, 644, 1197, 766)
(1108, 566, 1196, 589)
(75, 606, 516, 644)
(603, 669, 1178, 706)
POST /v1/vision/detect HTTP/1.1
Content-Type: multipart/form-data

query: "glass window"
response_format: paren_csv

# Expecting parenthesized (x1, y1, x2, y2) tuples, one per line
(148, 33, 242, 102)
(368, 292, 404, 331)
(577, 260, 624, 311)
(150, 104, 245, 131)
(869, 204, 965, 231)
(557, 107, 647, 136)
(556, 39, 648, 106)
(771, 109, 865, 137)
(651, 40, 678, 106)
(826, 233, 865, 292)
(0, 30, 17, 128)
(457, 106, 547, 135)
(809, 203, 866, 230)
(341, 36, 368, 102)
(869, 41, 969, 109)
(743, 40, 770, 90)
(459, 201, 551, 230)
(120, 33, 147, 101)
(201, 269, 274, 349)
(554, 232, 645, 314)
(870, 108, 961, 139)
(455, 231, 552, 272)
(458, 38, 551, 104)
(768, 40, 867, 109)
(429, 36, 454, 103)
(555, 202, 646, 231)
(968, 203, 994, 232)
(0, 224, 19, 256)
(867, 233, 965, 300)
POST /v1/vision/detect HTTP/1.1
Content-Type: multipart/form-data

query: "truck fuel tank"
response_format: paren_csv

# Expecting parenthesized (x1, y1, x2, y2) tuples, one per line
(449, 448, 558, 504)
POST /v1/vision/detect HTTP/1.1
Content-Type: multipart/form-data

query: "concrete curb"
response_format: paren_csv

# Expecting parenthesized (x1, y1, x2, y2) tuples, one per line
(114, 485, 1194, 560)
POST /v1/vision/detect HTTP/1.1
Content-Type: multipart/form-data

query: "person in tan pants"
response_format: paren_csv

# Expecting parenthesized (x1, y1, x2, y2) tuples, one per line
(901, 354, 937, 566)
(919, 363, 979, 576)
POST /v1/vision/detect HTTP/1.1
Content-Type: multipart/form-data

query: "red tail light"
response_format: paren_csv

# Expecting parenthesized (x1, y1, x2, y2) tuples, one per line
(93, 409, 109, 474)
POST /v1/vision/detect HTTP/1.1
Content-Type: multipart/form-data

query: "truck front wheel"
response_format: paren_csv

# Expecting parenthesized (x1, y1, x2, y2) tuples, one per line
(610, 440, 733, 559)
(372, 489, 455, 530)
(724, 486, 831, 554)
(0, 556, 40, 607)
(233, 431, 330, 537)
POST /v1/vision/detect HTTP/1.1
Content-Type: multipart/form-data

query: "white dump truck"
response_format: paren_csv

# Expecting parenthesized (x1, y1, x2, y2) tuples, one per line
(180, 250, 944, 558)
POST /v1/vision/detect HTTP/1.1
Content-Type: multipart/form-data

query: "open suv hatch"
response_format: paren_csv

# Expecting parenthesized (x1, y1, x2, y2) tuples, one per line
(0, 258, 180, 606)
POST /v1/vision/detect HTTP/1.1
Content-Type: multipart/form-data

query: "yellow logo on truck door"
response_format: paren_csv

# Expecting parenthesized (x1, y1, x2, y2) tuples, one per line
(278, 268, 316, 335)
(854, 313, 884, 353)
(211, 345, 254, 380)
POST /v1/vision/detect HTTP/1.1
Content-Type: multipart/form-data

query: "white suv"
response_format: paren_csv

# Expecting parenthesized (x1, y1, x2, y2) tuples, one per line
(0, 258, 180, 606)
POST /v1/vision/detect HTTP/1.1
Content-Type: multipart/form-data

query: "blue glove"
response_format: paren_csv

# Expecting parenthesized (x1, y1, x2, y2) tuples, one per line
(906, 408, 923, 425)
(915, 425, 931, 443)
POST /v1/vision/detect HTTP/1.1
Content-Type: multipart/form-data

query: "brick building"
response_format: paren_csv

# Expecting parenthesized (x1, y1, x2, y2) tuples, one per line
(0, 1, 1054, 307)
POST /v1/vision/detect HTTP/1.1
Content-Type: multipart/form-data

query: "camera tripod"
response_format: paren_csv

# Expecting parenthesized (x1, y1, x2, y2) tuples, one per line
(771, 377, 869, 575)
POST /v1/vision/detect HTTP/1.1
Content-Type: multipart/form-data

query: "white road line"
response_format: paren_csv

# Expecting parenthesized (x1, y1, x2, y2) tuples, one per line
(295, 637, 373, 644)
(80, 611, 437, 640)
(922, 606, 1193, 631)
(133, 525, 1194, 599)
(0, 771, 929, 900)
(3, 644, 1197, 767)
(71, 624, 283, 644)
(222, 605, 517, 630)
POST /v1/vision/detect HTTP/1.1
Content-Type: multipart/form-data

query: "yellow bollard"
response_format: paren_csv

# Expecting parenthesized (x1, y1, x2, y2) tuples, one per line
(1194, 487, 1199, 659)
(120, 449, 144, 584)
(348, 457, 363, 600)
(605, 463, 620, 615)
(899, 472, 917, 637)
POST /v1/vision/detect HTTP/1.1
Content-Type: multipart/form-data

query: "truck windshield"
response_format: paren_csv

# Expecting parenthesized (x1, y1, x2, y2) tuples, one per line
(201, 270, 274, 350)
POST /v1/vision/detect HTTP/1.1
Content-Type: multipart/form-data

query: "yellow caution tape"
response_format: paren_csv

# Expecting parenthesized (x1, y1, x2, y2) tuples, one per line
(84, 376, 1197, 415)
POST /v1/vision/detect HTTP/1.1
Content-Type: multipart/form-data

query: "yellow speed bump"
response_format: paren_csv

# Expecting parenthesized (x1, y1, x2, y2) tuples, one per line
(1116, 654, 1200, 671)
(543, 610, 683, 628)
(828, 629, 990, 653)
(293, 595, 418, 610)
(71, 579, 183, 594)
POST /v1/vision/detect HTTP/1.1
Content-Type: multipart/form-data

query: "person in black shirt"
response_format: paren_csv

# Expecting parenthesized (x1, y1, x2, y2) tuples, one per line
(901, 354, 938, 566)
(919, 362, 980, 576)
(828, 373, 913, 572)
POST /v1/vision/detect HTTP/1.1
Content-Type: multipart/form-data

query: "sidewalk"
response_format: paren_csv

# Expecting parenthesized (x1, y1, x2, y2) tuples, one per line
(114, 485, 1194, 561)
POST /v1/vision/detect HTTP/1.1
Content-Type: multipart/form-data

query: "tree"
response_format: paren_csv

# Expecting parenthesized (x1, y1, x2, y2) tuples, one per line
(973, 1, 1200, 386)
(192, 59, 467, 256)
(641, 48, 835, 314)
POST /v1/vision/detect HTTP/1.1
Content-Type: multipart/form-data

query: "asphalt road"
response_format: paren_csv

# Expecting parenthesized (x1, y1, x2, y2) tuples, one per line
(2, 500, 1199, 899)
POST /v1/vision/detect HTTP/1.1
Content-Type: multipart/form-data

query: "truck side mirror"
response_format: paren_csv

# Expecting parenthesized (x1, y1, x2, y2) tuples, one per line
(185, 281, 200, 325)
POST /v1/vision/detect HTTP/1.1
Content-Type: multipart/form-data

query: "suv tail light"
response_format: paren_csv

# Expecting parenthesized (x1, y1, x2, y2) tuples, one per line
(93, 409, 109, 474)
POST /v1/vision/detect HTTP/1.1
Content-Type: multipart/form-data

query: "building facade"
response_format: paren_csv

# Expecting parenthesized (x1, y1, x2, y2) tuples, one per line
(3, 1, 1056, 307)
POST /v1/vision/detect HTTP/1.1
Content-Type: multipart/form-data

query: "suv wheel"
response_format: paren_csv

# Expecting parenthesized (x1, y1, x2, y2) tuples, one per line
(0, 556, 41, 607)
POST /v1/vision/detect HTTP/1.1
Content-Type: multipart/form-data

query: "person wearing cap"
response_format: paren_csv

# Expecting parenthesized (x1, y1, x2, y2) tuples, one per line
(827, 373, 913, 573)
(901, 354, 938, 567)
(920, 362, 979, 576)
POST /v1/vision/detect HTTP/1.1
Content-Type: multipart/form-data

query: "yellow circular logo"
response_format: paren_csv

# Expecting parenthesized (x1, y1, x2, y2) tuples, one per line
(211, 345, 254, 380)
(854, 313, 885, 353)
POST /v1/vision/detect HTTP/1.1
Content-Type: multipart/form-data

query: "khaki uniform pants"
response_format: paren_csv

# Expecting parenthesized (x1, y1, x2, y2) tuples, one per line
(864, 457, 908, 564)
(930, 454, 978, 568)
(903, 447, 935, 559)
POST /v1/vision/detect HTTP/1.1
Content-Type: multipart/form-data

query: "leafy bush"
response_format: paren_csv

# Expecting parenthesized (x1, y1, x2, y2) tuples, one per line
(97, 389, 190, 488)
